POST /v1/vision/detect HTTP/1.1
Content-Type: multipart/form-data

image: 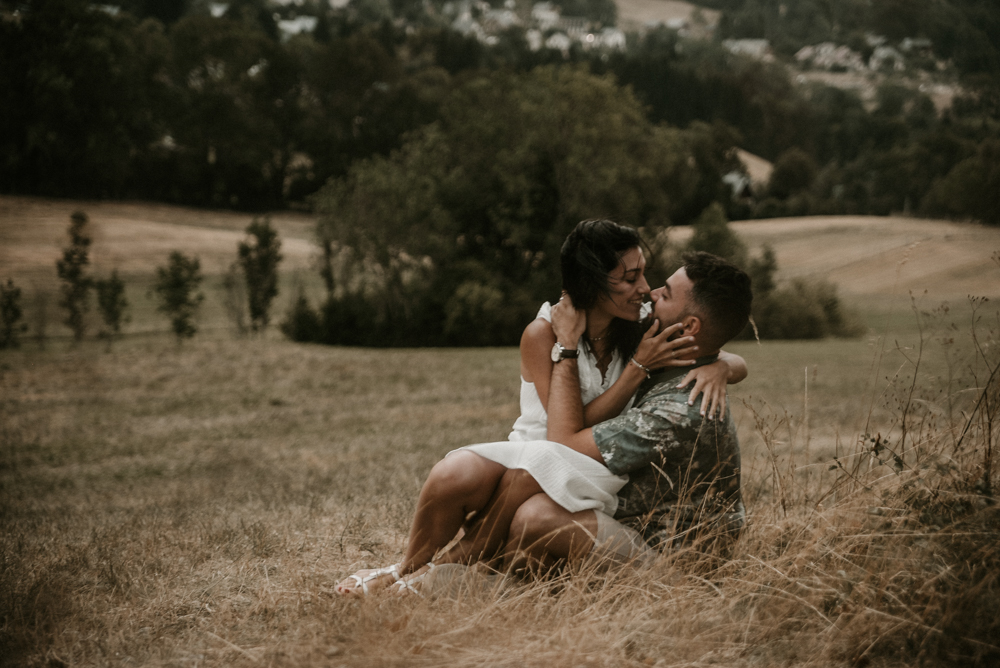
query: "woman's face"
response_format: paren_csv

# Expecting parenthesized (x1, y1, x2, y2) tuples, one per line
(592, 246, 650, 321)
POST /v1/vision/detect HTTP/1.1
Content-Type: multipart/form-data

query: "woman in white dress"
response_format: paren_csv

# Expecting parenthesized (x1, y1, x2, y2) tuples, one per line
(336, 220, 746, 595)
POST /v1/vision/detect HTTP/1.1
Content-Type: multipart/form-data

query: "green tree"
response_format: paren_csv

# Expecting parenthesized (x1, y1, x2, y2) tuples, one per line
(747, 244, 777, 296)
(153, 251, 204, 341)
(0, 279, 29, 349)
(312, 66, 713, 345)
(238, 218, 283, 332)
(686, 202, 748, 267)
(95, 270, 130, 344)
(56, 211, 93, 342)
(925, 138, 1000, 226)
(768, 147, 818, 200)
(163, 13, 299, 208)
(0, 0, 169, 198)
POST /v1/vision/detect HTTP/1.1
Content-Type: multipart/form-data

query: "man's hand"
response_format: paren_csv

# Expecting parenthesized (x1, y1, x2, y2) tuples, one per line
(550, 292, 586, 347)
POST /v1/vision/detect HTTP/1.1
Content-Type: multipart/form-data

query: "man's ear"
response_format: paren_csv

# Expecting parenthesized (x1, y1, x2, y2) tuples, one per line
(682, 315, 702, 336)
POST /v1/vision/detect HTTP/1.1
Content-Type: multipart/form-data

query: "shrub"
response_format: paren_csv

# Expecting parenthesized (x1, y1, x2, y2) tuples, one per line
(0, 279, 28, 349)
(767, 147, 818, 200)
(751, 278, 864, 340)
(443, 280, 530, 346)
(153, 251, 204, 342)
(55, 211, 93, 341)
(94, 270, 129, 345)
(237, 218, 282, 332)
(280, 292, 323, 343)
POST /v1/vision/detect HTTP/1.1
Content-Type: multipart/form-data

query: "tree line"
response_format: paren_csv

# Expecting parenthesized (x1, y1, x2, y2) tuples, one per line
(0, 212, 283, 349)
(2, 0, 997, 222)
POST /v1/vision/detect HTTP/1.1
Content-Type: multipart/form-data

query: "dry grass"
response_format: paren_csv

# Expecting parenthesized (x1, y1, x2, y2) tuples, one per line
(2, 197, 999, 666)
(2, 298, 998, 667)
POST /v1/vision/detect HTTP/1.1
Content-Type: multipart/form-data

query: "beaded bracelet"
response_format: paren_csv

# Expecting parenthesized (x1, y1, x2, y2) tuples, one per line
(629, 357, 652, 378)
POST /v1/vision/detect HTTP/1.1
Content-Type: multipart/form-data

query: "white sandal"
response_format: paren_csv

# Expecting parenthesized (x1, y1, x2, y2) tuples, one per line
(338, 563, 402, 596)
(392, 562, 436, 597)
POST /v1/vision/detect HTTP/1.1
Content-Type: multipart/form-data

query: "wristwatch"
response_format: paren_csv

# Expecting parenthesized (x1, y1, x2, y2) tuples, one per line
(551, 342, 579, 363)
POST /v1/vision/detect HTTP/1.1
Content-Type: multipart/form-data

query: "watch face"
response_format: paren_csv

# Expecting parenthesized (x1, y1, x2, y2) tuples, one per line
(551, 343, 577, 362)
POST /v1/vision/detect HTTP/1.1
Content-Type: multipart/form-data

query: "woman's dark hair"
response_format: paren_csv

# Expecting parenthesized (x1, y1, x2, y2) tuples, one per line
(560, 219, 646, 360)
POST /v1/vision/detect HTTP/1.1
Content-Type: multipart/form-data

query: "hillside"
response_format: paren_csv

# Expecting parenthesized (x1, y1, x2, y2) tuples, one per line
(4, 196, 997, 307)
(671, 215, 1000, 302)
(0, 195, 317, 289)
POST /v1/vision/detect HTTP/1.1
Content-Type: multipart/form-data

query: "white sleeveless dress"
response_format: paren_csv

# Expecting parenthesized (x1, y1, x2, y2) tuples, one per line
(454, 302, 646, 516)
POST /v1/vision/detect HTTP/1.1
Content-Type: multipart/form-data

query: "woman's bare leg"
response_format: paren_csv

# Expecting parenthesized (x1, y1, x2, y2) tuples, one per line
(502, 493, 598, 575)
(337, 451, 508, 594)
(433, 468, 543, 566)
(398, 450, 509, 571)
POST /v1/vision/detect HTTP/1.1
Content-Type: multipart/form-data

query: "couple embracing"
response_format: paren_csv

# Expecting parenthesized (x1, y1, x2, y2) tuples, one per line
(338, 219, 753, 596)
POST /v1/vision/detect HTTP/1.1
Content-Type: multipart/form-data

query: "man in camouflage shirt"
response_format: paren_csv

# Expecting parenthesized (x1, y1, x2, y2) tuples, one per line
(506, 251, 752, 566)
(591, 357, 744, 551)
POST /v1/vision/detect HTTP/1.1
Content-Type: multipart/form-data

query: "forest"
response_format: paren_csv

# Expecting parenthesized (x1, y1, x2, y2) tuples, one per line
(3, 0, 998, 216)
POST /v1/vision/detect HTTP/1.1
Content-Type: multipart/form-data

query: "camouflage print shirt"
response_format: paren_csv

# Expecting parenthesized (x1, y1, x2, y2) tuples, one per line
(591, 355, 745, 550)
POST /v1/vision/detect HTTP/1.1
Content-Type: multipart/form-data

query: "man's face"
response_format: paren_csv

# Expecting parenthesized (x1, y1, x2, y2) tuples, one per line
(649, 267, 695, 334)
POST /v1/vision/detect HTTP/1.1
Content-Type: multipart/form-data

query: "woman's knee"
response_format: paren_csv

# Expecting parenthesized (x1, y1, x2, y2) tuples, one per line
(504, 467, 539, 489)
(424, 452, 501, 502)
(509, 494, 561, 542)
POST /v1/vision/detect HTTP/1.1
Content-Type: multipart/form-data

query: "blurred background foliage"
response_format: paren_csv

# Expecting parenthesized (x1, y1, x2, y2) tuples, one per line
(2, 0, 999, 343)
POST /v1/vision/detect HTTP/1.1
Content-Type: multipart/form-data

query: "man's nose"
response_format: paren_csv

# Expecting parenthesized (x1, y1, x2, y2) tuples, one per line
(649, 286, 662, 301)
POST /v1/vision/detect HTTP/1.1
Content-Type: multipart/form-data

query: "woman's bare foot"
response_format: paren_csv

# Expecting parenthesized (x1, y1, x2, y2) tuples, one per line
(335, 564, 402, 597)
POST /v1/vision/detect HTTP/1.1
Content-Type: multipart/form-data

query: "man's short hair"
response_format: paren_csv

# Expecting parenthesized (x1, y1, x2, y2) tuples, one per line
(682, 251, 753, 350)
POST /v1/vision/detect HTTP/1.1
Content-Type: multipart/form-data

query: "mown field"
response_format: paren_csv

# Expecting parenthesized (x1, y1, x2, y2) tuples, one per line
(2, 196, 1000, 666)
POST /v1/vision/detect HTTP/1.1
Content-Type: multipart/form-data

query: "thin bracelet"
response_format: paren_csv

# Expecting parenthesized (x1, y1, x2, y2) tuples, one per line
(629, 357, 651, 378)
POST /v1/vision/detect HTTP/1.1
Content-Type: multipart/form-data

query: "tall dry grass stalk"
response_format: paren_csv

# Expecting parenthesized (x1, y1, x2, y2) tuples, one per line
(1, 297, 998, 667)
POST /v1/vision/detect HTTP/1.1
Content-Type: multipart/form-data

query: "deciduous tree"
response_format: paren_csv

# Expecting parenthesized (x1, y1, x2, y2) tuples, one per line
(153, 252, 204, 342)
(238, 218, 283, 332)
(56, 211, 93, 342)
(0, 279, 28, 349)
(95, 270, 130, 345)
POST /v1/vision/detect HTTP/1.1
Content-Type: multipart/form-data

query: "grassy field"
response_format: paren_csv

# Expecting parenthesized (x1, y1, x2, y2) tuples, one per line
(2, 197, 1000, 666)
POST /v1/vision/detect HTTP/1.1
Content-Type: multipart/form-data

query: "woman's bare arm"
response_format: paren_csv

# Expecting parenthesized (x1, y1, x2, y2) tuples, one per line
(519, 318, 556, 410)
(522, 317, 722, 427)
